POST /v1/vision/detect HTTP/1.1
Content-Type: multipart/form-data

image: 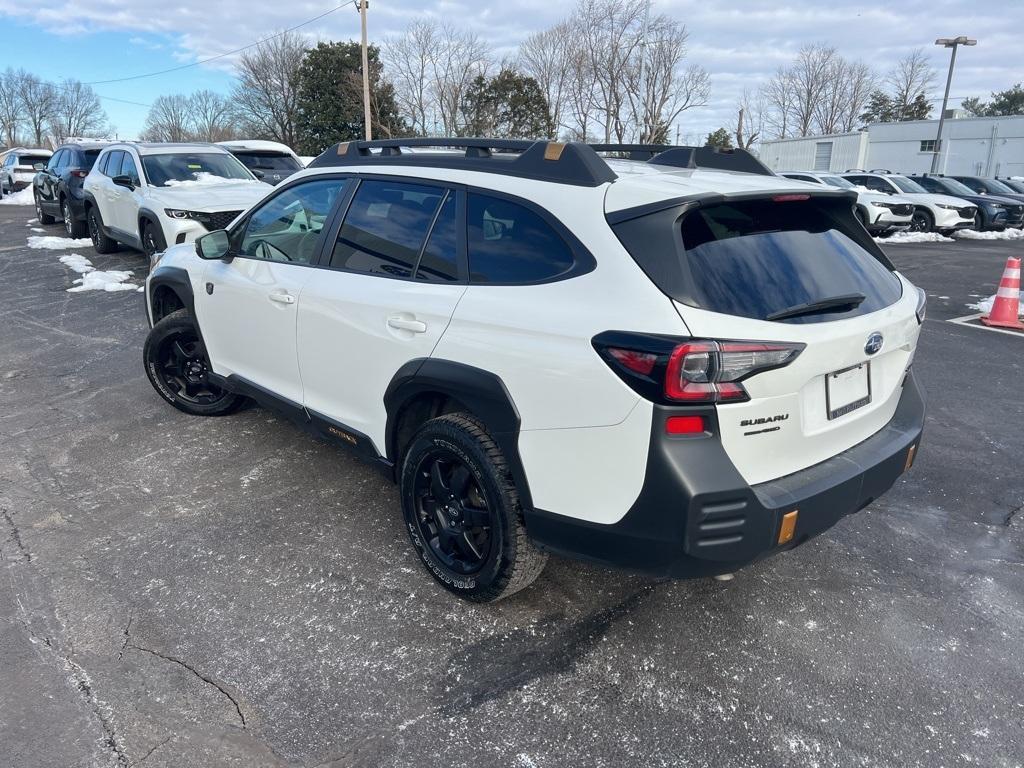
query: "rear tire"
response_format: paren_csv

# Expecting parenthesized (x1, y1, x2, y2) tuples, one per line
(35, 191, 56, 225)
(87, 206, 119, 253)
(400, 413, 547, 602)
(62, 197, 86, 238)
(143, 309, 245, 417)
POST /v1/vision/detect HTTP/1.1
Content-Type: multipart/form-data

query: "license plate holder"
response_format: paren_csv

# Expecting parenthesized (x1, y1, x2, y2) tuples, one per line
(826, 362, 871, 420)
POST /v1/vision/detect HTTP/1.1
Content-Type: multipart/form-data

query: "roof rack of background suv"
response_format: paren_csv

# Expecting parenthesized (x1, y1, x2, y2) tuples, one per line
(308, 138, 775, 185)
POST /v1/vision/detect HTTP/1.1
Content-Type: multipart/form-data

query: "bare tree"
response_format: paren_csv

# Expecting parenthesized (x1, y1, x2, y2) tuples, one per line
(789, 43, 837, 137)
(232, 29, 305, 146)
(761, 65, 795, 139)
(623, 14, 709, 143)
(561, 34, 597, 141)
(17, 73, 56, 146)
(735, 88, 764, 149)
(383, 20, 438, 136)
(839, 60, 876, 132)
(189, 90, 237, 141)
(432, 24, 491, 135)
(518, 23, 573, 139)
(49, 80, 107, 141)
(142, 94, 193, 142)
(0, 68, 24, 146)
(888, 48, 934, 121)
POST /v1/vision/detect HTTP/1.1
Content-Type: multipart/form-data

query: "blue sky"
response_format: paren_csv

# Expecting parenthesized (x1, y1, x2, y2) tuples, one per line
(2, 1, 1022, 141)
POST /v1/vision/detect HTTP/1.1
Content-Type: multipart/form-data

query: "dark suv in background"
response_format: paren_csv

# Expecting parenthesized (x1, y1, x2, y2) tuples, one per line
(948, 176, 1024, 210)
(910, 174, 1024, 231)
(32, 142, 105, 237)
(216, 140, 303, 185)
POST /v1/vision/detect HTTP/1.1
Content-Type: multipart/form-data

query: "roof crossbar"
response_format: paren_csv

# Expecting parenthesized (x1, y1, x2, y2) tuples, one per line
(309, 138, 618, 187)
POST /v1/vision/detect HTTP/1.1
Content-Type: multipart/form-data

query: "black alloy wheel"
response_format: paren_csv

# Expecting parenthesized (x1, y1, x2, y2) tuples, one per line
(153, 331, 228, 407)
(412, 450, 494, 575)
(909, 209, 931, 233)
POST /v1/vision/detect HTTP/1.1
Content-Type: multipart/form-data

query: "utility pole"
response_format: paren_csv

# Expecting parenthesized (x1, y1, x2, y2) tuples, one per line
(358, 0, 372, 141)
(637, 0, 651, 143)
(930, 36, 976, 173)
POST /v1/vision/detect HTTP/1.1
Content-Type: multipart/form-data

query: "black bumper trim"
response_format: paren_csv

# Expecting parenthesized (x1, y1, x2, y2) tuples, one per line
(524, 371, 925, 578)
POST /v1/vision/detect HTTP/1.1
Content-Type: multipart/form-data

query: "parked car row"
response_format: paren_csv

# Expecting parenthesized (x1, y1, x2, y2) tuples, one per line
(780, 168, 1024, 235)
(28, 138, 308, 266)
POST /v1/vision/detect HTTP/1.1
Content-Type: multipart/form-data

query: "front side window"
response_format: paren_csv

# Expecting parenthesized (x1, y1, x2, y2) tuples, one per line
(142, 152, 253, 187)
(119, 153, 141, 186)
(466, 193, 574, 283)
(238, 179, 347, 265)
(329, 179, 446, 278)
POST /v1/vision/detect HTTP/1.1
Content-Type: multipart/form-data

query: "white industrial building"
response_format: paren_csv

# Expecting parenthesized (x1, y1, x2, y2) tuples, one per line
(759, 114, 1024, 177)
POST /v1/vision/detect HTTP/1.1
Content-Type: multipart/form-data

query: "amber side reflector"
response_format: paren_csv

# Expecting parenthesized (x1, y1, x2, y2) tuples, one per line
(778, 510, 798, 545)
(544, 142, 566, 161)
(337, 142, 350, 155)
(904, 444, 917, 472)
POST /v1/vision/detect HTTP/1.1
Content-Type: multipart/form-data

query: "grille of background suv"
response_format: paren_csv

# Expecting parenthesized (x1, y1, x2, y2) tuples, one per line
(193, 211, 243, 231)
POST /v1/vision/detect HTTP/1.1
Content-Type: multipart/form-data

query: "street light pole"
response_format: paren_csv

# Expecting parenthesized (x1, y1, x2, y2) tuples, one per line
(930, 36, 976, 174)
(358, 0, 372, 141)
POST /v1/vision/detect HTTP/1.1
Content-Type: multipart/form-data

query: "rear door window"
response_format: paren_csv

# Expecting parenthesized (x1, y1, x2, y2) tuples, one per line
(613, 197, 902, 324)
(102, 151, 124, 177)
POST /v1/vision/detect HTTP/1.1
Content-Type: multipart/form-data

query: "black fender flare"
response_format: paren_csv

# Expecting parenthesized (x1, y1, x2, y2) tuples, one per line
(383, 359, 533, 509)
(148, 265, 195, 326)
(138, 207, 163, 236)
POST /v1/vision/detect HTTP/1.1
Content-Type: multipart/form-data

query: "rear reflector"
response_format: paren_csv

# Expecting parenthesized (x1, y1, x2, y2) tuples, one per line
(608, 347, 657, 375)
(665, 415, 705, 434)
(71, 169, 88, 178)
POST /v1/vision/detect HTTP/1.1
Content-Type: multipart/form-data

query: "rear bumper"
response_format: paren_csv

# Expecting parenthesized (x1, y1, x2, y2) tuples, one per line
(525, 370, 925, 578)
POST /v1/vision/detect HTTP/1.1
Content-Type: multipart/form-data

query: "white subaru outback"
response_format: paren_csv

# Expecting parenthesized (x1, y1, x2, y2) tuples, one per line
(84, 142, 271, 264)
(143, 139, 926, 602)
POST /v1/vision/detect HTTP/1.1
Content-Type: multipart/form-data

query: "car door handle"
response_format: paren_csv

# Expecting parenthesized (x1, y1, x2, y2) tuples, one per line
(268, 292, 295, 305)
(387, 316, 427, 333)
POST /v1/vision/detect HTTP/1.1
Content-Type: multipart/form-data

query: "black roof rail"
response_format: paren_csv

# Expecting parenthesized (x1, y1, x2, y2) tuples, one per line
(589, 143, 673, 160)
(308, 138, 617, 187)
(646, 145, 775, 176)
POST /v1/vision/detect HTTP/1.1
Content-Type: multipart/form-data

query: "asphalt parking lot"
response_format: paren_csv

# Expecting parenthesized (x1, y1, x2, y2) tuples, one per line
(1, 206, 1022, 768)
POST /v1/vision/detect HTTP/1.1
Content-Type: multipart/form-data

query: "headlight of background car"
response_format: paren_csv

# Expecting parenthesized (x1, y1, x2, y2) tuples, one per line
(164, 209, 195, 219)
(985, 203, 1005, 210)
(936, 203, 963, 210)
(873, 201, 894, 209)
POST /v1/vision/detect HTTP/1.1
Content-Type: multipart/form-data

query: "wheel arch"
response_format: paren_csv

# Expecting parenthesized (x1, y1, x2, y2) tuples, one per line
(148, 266, 195, 325)
(384, 359, 533, 509)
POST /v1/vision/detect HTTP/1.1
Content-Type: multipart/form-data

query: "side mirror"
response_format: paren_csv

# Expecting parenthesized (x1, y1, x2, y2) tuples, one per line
(33, 163, 45, 171)
(112, 174, 135, 190)
(196, 230, 233, 262)
(252, 169, 265, 180)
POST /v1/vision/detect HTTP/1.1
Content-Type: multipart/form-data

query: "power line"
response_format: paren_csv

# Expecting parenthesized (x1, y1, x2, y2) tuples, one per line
(84, 3, 346, 86)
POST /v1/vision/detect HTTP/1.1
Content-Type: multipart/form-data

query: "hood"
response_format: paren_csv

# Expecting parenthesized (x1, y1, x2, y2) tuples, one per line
(947, 192, 1022, 209)
(900, 191, 977, 208)
(859, 191, 915, 206)
(146, 179, 272, 211)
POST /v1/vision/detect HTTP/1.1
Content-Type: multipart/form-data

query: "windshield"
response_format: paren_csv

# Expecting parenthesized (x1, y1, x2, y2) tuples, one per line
(1001, 179, 1024, 193)
(982, 179, 1017, 195)
(924, 177, 975, 196)
(890, 176, 927, 194)
(820, 175, 855, 189)
(232, 152, 301, 172)
(141, 152, 253, 186)
(19, 154, 50, 167)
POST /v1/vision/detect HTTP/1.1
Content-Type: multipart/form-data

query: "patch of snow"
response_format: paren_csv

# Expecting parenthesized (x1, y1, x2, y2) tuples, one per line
(59, 253, 95, 273)
(967, 295, 1023, 317)
(875, 231, 955, 244)
(26, 217, 38, 224)
(27, 235, 93, 250)
(68, 270, 136, 292)
(954, 228, 1024, 241)
(164, 172, 256, 188)
(0, 187, 35, 205)
(30, 226, 45, 232)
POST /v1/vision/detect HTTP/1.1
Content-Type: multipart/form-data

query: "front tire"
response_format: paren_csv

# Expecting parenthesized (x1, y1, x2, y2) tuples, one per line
(142, 220, 167, 266)
(62, 197, 86, 238)
(909, 208, 934, 233)
(35, 191, 56, 225)
(400, 413, 547, 602)
(143, 309, 245, 417)
(88, 206, 119, 253)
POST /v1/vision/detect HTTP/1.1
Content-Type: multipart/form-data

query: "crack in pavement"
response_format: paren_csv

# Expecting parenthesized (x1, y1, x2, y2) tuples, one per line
(1, 507, 31, 562)
(117, 612, 133, 661)
(127, 644, 247, 728)
(130, 736, 170, 767)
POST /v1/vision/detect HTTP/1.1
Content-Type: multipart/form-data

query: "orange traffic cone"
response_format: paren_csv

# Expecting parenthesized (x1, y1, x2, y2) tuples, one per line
(981, 256, 1024, 330)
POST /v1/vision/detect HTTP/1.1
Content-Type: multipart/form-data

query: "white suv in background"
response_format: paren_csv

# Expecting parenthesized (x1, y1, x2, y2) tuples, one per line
(143, 139, 926, 602)
(841, 171, 976, 234)
(83, 142, 272, 263)
(1, 147, 53, 195)
(779, 171, 914, 235)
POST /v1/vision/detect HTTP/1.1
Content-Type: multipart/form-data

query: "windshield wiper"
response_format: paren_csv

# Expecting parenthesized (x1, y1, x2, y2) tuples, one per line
(766, 292, 866, 321)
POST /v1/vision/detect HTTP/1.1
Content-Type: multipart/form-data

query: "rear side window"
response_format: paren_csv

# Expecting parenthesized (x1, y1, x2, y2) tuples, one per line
(330, 179, 446, 278)
(613, 197, 902, 324)
(467, 193, 574, 283)
(101, 151, 124, 177)
(416, 193, 459, 282)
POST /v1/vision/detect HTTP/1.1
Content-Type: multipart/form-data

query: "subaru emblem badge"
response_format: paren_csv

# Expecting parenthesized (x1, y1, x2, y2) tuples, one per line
(864, 332, 883, 355)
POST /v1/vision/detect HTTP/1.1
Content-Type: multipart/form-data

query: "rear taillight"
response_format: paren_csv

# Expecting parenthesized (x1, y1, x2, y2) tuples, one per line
(665, 341, 802, 403)
(593, 332, 804, 406)
(70, 169, 88, 178)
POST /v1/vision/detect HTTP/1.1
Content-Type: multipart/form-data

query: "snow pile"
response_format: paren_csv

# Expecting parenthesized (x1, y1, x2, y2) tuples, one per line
(954, 228, 1024, 241)
(57, 252, 137, 292)
(27, 235, 92, 250)
(967, 295, 1024, 317)
(875, 231, 955, 244)
(30, 227, 44, 232)
(164, 172, 255, 188)
(0, 187, 35, 206)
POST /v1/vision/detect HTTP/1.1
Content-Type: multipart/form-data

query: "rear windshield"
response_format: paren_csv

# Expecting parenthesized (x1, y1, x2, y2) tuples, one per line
(82, 149, 101, 168)
(613, 197, 902, 324)
(232, 152, 301, 172)
(19, 154, 50, 167)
